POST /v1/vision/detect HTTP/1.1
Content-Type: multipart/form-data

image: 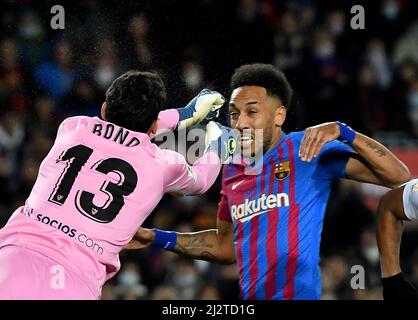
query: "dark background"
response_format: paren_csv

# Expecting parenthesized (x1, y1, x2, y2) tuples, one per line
(1, 0, 418, 299)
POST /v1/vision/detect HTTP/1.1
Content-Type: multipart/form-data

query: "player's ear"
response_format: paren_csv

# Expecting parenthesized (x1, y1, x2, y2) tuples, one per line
(101, 102, 107, 120)
(147, 119, 159, 137)
(274, 105, 286, 127)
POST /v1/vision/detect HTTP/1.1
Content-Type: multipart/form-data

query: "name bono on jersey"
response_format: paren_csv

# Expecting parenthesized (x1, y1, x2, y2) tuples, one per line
(91, 123, 141, 147)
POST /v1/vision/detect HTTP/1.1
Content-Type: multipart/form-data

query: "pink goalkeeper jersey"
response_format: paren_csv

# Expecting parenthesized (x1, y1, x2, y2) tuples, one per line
(0, 112, 220, 298)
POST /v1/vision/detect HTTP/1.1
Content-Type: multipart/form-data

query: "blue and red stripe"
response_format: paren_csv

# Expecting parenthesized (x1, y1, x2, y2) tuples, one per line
(247, 166, 264, 300)
(283, 139, 300, 300)
(233, 166, 246, 299)
(275, 144, 289, 299)
(253, 162, 270, 299)
(235, 220, 244, 299)
(264, 146, 285, 299)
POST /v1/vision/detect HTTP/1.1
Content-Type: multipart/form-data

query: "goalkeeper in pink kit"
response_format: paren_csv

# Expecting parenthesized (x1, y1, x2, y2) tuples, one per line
(0, 70, 233, 299)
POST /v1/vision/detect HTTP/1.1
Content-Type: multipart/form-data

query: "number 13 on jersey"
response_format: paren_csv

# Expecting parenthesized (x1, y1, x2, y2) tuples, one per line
(48, 144, 138, 223)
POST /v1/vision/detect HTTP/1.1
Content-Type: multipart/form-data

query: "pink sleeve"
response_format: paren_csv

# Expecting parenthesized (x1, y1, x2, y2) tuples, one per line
(163, 150, 221, 195)
(155, 109, 179, 136)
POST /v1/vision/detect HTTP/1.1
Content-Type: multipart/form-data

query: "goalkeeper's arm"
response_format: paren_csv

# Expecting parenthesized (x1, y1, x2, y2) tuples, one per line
(162, 121, 237, 196)
(154, 89, 225, 136)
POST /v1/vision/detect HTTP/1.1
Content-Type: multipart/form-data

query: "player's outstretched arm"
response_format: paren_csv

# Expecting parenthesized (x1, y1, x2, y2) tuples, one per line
(154, 89, 225, 136)
(299, 122, 410, 187)
(163, 121, 236, 195)
(344, 132, 410, 187)
(376, 186, 418, 300)
(125, 219, 236, 265)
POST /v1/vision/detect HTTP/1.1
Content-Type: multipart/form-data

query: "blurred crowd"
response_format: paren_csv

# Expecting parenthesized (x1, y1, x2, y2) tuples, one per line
(1, 0, 418, 300)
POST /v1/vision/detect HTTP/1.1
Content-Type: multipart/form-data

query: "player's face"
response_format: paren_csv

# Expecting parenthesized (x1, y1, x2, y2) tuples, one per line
(229, 86, 286, 157)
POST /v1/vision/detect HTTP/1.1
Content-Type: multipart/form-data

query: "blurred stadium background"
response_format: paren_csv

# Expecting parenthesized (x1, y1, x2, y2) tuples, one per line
(1, 0, 418, 300)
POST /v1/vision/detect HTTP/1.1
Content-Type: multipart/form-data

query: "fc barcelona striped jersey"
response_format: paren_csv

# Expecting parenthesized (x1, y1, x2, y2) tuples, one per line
(218, 131, 354, 300)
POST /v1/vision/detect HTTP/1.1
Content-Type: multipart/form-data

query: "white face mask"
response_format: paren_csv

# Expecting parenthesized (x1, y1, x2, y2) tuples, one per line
(382, 3, 399, 20)
(179, 195, 199, 206)
(175, 273, 197, 288)
(329, 20, 344, 36)
(119, 271, 139, 287)
(95, 66, 115, 88)
(184, 69, 202, 90)
(20, 24, 41, 40)
(408, 92, 418, 109)
(363, 246, 380, 264)
(314, 42, 335, 59)
(408, 92, 418, 126)
(368, 49, 385, 64)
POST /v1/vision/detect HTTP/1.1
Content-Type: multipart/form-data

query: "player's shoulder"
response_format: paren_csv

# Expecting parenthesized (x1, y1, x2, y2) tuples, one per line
(287, 130, 305, 143)
(280, 130, 305, 150)
(60, 115, 94, 125)
(57, 115, 97, 135)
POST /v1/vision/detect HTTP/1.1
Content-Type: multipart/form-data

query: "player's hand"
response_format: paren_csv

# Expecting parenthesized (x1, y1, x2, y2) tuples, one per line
(177, 89, 225, 130)
(123, 228, 155, 250)
(299, 122, 340, 162)
(201, 96, 230, 127)
(205, 121, 237, 164)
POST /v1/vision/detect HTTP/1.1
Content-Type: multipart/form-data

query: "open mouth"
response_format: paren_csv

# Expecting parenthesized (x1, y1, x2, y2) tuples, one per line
(239, 135, 254, 148)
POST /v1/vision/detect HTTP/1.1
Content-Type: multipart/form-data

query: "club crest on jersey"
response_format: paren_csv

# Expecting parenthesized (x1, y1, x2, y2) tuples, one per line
(274, 161, 290, 180)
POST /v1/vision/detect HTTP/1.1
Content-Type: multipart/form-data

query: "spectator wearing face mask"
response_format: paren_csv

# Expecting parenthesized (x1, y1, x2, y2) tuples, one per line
(123, 14, 154, 71)
(302, 30, 349, 123)
(357, 227, 382, 289)
(393, 22, 418, 66)
(406, 81, 418, 138)
(34, 40, 79, 100)
(0, 110, 25, 206)
(0, 39, 29, 112)
(16, 9, 48, 69)
(166, 257, 201, 300)
(93, 39, 125, 95)
(353, 64, 387, 135)
(321, 254, 353, 300)
(273, 12, 305, 73)
(384, 59, 418, 134)
(60, 78, 100, 117)
(364, 39, 392, 90)
(179, 61, 207, 103)
(115, 262, 148, 300)
(376, 0, 408, 51)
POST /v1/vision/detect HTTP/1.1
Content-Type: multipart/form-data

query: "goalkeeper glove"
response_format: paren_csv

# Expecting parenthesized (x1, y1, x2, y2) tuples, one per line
(205, 121, 237, 164)
(382, 272, 418, 300)
(201, 96, 231, 127)
(177, 89, 225, 130)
